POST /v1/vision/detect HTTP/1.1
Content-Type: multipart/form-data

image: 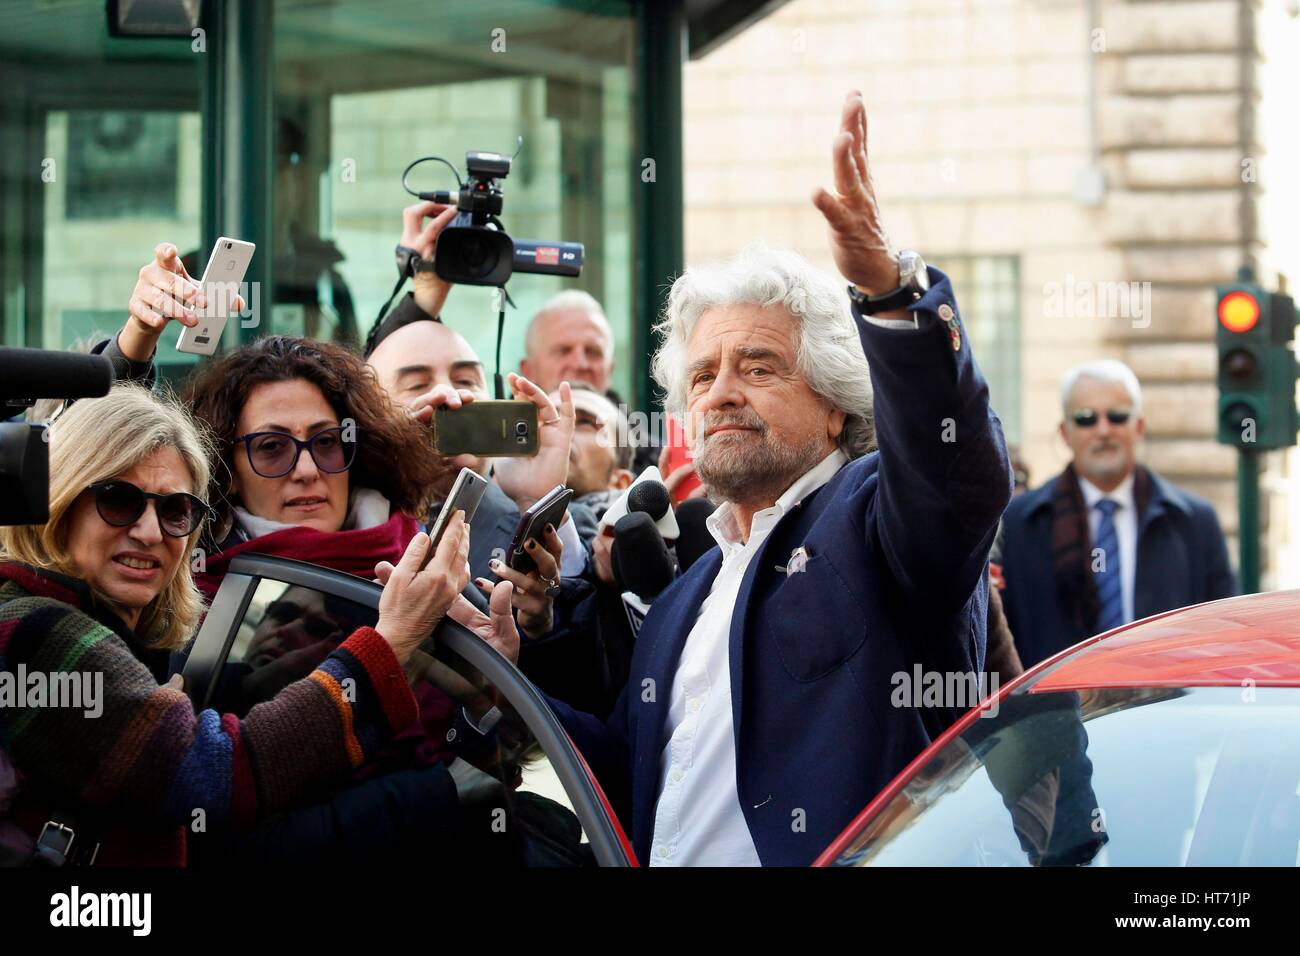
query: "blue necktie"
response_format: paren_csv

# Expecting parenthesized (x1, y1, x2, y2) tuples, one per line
(1094, 499, 1124, 632)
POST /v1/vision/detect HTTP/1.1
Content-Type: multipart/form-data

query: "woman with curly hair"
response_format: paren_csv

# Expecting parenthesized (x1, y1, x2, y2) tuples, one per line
(182, 334, 456, 594)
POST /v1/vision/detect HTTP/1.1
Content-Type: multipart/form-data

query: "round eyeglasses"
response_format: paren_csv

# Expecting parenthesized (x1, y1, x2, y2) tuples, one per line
(233, 426, 357, 479)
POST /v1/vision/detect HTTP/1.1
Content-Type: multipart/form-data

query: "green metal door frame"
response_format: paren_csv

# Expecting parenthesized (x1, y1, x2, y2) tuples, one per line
(201, 0, 273, 348)
(633, 0, 686, 415)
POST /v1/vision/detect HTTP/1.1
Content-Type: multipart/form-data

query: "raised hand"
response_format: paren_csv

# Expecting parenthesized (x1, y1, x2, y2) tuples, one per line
(492, 374, 574, 512)
(122, 243, 244, 362)
(400, 200, 459, 318)
(810, 91, 900, 297)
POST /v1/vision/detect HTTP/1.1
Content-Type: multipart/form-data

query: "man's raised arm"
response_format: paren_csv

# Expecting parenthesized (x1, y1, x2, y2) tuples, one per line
(813, 91, 1013, 610)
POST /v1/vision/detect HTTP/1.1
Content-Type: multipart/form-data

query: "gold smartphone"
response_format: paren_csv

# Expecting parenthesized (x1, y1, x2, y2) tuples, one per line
(432, 401, 539, 457)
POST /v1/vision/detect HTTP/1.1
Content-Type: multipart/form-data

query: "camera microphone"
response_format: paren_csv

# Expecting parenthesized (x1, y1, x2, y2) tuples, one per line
(673, 497, 717, 573)
(0, 348, 114, 409)
(612, 512, 676, 602)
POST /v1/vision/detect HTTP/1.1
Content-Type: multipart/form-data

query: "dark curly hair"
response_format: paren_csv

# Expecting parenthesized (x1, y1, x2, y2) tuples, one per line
(183, 335, 450, 530)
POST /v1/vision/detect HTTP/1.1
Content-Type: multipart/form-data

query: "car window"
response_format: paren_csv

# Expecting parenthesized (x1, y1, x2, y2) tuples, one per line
(197, 562, 614, 866)
(830, 687, 1300, 867)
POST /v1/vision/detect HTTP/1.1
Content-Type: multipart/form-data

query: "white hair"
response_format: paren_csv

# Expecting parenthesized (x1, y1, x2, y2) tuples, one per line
(526, 290, 614, 357)
(1060, 359, 1143, 416)
(651, 243, 875, 458)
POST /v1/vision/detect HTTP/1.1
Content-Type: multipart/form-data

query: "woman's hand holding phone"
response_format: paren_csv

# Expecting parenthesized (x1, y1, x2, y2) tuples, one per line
(122, 242, 245, 362)
(477, 520, 564, 640)
(374, 513, 471, 663)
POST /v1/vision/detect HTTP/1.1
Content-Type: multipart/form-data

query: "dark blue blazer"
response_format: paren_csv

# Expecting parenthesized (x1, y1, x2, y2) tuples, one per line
(545, 271, 1013, 866)
(999, 468, 1237, 668)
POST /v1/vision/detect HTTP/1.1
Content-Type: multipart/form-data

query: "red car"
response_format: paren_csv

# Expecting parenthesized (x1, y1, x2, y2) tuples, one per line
(815, 591, 1300, 867)
(186, 558, 1299, 867)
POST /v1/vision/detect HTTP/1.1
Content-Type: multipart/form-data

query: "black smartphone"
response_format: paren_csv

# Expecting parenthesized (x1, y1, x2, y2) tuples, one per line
(433, 401, 539, 458)
(419, 467, 489, 571)
(506, 485, 573, 574)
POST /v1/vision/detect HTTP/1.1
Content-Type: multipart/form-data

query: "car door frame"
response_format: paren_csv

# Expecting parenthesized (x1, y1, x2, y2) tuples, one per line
(182, 553, 635, 867)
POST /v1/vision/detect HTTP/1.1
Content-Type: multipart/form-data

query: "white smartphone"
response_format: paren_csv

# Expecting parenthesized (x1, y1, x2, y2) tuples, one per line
(419, 467, 490, 571)
(176, 237, 256, 356)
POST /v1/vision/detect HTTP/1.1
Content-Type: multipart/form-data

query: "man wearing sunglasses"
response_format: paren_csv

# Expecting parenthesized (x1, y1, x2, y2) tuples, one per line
(999, 359, 1236, 667)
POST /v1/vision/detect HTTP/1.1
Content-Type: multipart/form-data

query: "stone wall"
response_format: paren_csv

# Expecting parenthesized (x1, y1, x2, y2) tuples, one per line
(684, 0, 1275, 574)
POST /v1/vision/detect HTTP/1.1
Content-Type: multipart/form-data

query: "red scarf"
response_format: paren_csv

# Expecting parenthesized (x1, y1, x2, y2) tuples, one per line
(194, 511, 420, 601)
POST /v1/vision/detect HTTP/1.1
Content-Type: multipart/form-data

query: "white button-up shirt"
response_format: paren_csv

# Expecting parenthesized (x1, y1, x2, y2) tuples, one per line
(648, 448, 849, 866)
(1079, 472, 1138, 625)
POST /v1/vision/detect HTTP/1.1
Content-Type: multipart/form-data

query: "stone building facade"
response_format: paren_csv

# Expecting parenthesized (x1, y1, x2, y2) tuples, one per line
(685, 0, 1300, 585)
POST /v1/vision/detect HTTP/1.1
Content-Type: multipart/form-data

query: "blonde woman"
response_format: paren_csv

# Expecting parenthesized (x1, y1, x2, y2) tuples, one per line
(0, 383, 472, 865)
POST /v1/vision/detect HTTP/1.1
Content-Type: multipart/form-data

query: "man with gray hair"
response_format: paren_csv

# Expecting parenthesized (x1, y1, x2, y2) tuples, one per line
(999, 358, 1235, 667)
(535, 90, 1013, 866)
(520, 289, 616, 395)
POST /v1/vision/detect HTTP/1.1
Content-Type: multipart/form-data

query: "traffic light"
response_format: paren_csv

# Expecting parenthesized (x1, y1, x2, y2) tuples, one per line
(1216, 274, 1298, 449)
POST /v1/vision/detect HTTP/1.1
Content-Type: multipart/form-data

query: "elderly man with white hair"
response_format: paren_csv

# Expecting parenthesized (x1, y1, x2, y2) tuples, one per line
(999, 358, 1235, 668)
(486, 90, 1015, 867)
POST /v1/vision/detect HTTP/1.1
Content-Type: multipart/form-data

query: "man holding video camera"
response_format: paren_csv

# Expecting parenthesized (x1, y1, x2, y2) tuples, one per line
(505, 90, 1014, 866)
(362, 200, 595, 636)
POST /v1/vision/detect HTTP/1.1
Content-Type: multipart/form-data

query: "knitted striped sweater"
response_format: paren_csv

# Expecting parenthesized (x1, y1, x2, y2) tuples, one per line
(0, 562, 418, 864)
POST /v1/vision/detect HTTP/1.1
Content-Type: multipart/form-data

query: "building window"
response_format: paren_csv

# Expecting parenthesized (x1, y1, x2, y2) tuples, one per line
(271, 0, 636, 397)
(64, 111, 180, 220)
(935, 256, 1021, 445)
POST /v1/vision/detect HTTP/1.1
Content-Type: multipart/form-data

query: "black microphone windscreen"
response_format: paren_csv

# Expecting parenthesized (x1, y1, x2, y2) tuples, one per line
(673, 497, 717, 573)
(627, 480, 670, 521)
(612, 511, 676, 601)
(0, 348, 114, 403)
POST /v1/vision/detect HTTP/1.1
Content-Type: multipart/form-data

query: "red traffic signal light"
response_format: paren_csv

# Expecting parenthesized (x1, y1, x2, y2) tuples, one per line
(1219, 290, 1261, 333)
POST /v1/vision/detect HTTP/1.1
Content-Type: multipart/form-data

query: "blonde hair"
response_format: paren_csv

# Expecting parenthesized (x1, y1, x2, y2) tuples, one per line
(0, 383, 212, 649)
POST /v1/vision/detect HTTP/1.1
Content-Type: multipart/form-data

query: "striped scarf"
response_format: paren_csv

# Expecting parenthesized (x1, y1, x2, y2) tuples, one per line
(0, 561, 418, 865)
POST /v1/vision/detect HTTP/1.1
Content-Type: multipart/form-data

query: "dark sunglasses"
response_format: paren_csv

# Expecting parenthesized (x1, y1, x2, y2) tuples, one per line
(1071, 408, 1133, 428)
(234, 426, 356, 479)
(88, 480, 211, 538)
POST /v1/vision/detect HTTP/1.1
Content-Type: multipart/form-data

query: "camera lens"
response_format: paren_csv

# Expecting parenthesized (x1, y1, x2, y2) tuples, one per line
(225, 242, 232, 250)
(515, 422, 528, 436)
(462, 235, 500, 279)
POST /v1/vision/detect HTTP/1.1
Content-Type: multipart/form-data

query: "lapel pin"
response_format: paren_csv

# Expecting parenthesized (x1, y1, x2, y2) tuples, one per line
(779, 546, 810, 576)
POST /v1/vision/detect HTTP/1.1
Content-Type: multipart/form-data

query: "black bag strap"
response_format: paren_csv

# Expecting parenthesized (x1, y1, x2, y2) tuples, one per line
(30, 819, 77, 867)
(0, 811, 100, 868)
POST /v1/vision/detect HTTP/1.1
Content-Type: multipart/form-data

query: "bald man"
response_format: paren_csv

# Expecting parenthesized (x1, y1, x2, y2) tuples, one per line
(365, 295, 589, 590)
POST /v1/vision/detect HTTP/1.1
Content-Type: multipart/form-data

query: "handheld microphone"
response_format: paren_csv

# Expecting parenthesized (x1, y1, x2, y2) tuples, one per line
(612, 512, 676, 601)
(0, 348, 114, 411)
(626, 479, 671, 523)
(600, 468, 678, 539)
(673, 497, 717, 573)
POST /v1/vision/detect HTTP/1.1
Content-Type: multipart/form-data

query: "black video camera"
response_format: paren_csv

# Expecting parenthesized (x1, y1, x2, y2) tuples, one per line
(1, 347, 114, 525)
(402, 148, 584, 286)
